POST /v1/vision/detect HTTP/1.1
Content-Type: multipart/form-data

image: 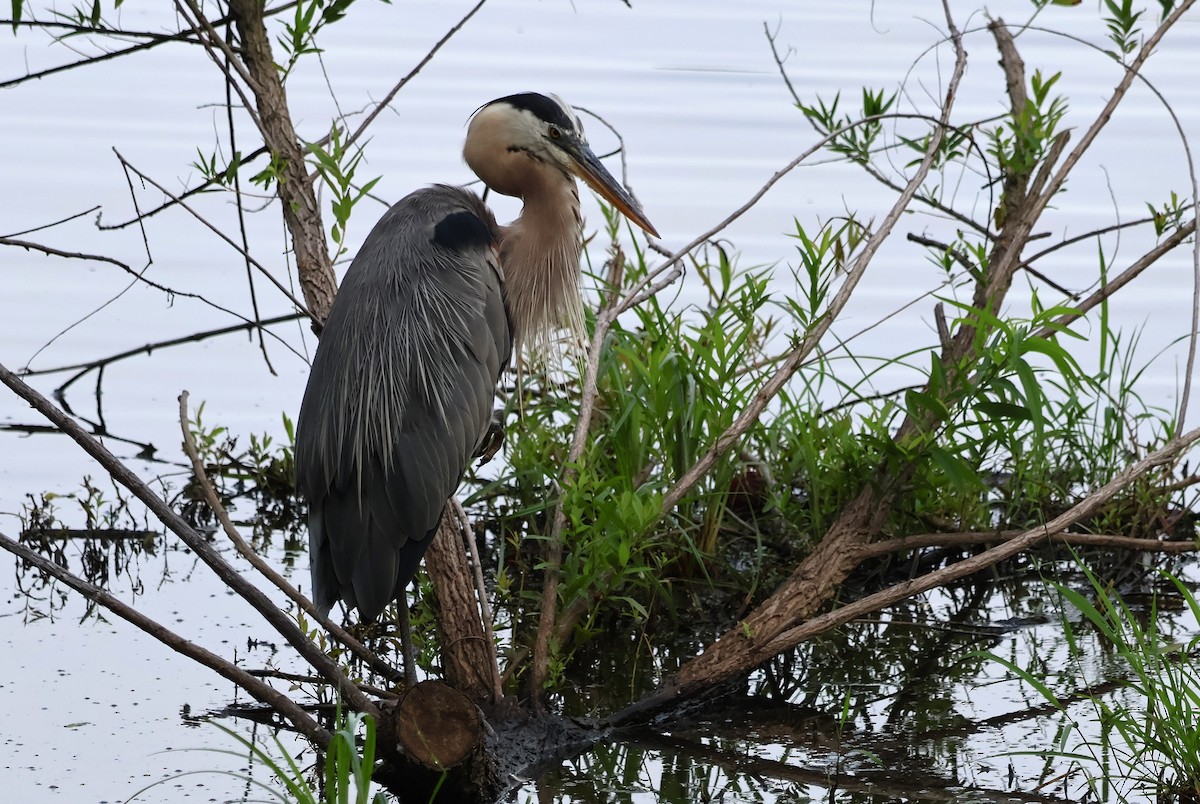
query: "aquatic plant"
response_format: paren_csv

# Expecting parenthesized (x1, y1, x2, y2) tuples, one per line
(127, 709, 388, 804)
(988, 560, 1200, 801)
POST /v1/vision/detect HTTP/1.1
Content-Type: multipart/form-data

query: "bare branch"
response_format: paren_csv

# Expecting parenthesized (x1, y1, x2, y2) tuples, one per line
(616, 424, 1200, 724)
(658, 25, 969, 514)
(226, 0, 337, 323)
(0, 235, 297, 360)
(2, 206, 100, 237)
(178, 391, 402, 683)
(19, 314, 304, 407)
(0, 24, 201, 89)
(174, 0, 260, 126)
(98, 146, 272, 231)
(765, 21, 997, 240)
(1038, 218, 1196, 337)
(112, 150, 312, 317)
(341, 0, 489, 151)
(996, 13, 1200, 429)
(0, 362, 378, 719)
(906, 232, 1076, 298)
(220, 41, 275, 373)
(1030, 0, 1196, 232)
(0, 529, 333, 748)
(614, 112, 963, 316)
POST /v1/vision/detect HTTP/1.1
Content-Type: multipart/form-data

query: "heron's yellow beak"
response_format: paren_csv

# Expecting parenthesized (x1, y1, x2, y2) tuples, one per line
(564, 140, 659, 238)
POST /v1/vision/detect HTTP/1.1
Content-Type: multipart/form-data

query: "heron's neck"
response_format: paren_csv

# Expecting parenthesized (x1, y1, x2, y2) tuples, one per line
(500, 172, 584, 353)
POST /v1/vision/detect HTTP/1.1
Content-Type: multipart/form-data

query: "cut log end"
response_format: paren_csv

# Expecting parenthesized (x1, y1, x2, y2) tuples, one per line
(395, 680, 483, 770)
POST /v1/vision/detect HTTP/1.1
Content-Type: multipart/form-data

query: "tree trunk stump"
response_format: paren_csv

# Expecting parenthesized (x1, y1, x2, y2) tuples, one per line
(377, 680, 499, 802)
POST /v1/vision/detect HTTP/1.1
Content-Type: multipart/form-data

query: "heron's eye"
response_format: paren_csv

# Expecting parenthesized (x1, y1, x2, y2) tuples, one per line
(548, 125, 562, 140)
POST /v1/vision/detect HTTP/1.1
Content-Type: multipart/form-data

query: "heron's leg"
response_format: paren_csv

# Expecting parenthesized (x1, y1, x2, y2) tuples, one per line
(398, 598, 418, 688)
(475, 408, 506, 466)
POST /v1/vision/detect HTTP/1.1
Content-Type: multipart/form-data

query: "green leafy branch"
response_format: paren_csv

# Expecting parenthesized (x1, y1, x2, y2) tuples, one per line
(307, 125, 381, 260)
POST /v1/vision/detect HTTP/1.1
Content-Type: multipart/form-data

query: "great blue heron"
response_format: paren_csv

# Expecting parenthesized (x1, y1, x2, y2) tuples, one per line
(294, 93, 657, 682)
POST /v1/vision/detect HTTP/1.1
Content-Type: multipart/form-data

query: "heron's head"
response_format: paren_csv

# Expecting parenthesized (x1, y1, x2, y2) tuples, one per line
(464, 92, 658, 237)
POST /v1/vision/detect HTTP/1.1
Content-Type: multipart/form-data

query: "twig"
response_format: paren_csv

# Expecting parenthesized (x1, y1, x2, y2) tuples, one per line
(341, 0, 489, 151)
(1028, 0, 1196, 243)
(22, 314, 305, 404)
(226, 0, 338, 324)
(98, 146, 272, 231)
(616, 111, 960, 316)
(174, 0, 261, 128)
(2, 206, 100, 238)
(0, 1, 301, 93)
(112, 150, 312, 317)
(906, 232, 1075, 298)
(243, 668, 399, 699)
(658, 21, 969, 515)
(0, 238, 297, 371)
(576, 107, 631, 192)
(221, 32, 274, 375)
(0, 24, 202, 89)
(766, 21, 997, 240)
(1037, 218, 1196, 337)
(1018, 14, 1200, 429)
(178, 391, 402, 683)
(1, 236, 190, 298)
(0, 528, 332, 748)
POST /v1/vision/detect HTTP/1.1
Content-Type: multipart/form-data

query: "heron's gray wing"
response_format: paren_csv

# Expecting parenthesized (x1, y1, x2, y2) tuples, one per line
(295, 186, 511, 621)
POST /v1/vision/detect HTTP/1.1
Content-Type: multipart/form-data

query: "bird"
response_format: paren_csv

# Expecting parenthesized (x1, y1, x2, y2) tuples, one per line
(294, 92, 658, 683)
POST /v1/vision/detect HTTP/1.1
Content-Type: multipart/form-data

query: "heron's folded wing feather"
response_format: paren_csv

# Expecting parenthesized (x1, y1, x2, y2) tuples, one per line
(295, 186, 511, 622)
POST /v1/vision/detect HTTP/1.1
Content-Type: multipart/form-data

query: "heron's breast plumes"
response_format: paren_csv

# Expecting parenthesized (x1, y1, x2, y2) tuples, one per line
(498, 177, 585, 356)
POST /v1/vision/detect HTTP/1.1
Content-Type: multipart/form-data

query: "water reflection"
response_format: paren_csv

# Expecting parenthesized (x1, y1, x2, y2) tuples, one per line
(6, 475, 1197, 802)
(507, 555, 1198, 803)
(11, 480, 158, 617)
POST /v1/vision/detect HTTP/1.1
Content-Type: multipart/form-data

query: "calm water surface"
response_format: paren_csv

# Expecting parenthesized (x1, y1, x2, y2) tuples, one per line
(2, 1, 1199, 801)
